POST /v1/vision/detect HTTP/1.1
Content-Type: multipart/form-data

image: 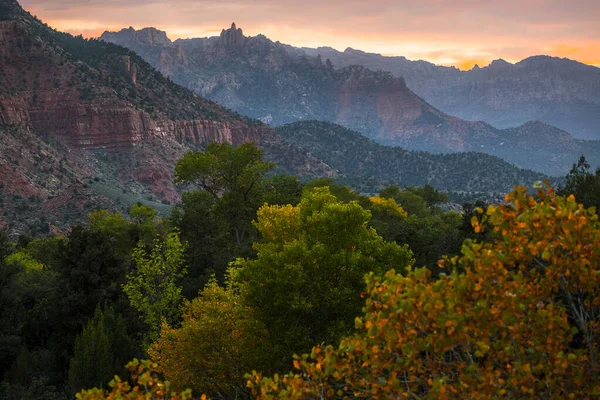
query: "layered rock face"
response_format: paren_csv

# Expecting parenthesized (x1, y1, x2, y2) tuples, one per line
(101, 25, 600, 176)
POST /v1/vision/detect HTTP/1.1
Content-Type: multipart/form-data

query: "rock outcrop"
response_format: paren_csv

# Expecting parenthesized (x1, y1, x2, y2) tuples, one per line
(219, 22, 246, 46)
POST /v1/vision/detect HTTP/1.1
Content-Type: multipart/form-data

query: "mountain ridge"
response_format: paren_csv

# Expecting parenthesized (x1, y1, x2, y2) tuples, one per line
(101, 25, 600, 176)
(301, 47, 600, 140)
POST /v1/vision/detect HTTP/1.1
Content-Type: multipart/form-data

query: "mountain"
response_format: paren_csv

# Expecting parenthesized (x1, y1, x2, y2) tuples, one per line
(0, 1, 333, 233)
(301, 47, 600, 141)
(101, 25, 600, 176)
(0, 2, 577, 235)
(277, 121, 551, 195)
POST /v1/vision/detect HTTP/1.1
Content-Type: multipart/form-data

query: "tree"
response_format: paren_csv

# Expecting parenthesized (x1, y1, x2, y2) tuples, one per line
(171, 190, 232, 298)
(149, 280, 271, 398)
(68, 306, 135, 393)
(75, 359, 191, 400)
(406, 184, 448, 207)
(261, 174, 303, 206)
(129, 204, 157, 225)
(123, 232, 187, 341)
(248, 186, 600, 398)
(232, 187, 414, 368)
(558, 155, 600, 209)
(175, 142, 275, 245)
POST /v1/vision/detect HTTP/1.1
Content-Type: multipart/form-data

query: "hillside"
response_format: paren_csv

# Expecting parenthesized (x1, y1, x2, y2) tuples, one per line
(277, 121, 551, 194)
(0, 1, 333, 233)
(101, 25, 600, 176)
(302, 47, 600, 140)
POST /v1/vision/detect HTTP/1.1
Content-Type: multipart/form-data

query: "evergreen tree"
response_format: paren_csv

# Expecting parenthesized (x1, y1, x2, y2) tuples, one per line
(68, 306, 133, 393)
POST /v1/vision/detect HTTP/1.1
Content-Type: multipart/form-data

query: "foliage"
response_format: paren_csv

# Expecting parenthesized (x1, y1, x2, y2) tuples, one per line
(4, 250, 44, 271)
(150, 279, 271, 398)
(129, 204, 157, 225)
(260, 174, 303, 207)
(0, 378, 68, 400)
(248, 186, 600, 398)
(175, 142, 275, 245)
(75, 359, 192, 400)
(558, 155, 600, 209)
(170, 190, 230, 298)
(232, 187, 414, 368)
(123, 232, 187, 341)
(68, 306, 135, 393)
(377, 185, 464, 271)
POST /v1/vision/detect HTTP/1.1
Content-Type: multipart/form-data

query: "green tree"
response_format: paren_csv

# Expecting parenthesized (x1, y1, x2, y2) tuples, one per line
(232, 187, 414, 368)
(175, 142, 275, 245)
(406, 184, 448, 207)
(261, 174, 303, 206)
(558, 155, 600, 209)
(128, 204, 157, 225)
(68, 306, 135, 393)
(170, 191, 231, 298)
(123, 232, 187, 341)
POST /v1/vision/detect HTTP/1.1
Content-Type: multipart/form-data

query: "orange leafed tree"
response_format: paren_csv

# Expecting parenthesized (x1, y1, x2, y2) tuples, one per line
(248, 186, 600, 398)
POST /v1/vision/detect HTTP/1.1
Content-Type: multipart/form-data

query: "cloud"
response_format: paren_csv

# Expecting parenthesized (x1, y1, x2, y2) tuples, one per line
(19, 0, 600, 69)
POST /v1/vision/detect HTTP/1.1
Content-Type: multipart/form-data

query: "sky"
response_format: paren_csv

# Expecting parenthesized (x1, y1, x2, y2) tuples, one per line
(19, 0, 600, 70)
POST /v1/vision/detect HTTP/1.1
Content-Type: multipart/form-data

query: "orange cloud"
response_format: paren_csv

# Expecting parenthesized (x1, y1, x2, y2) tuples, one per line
(549, 43, 600, 67)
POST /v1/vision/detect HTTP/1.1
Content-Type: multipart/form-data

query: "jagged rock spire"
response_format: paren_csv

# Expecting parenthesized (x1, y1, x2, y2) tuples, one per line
(220, 22, 245, 46)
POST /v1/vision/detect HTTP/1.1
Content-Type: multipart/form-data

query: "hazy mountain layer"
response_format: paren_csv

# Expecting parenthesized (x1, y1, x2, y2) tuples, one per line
(101, 25, 600, 175)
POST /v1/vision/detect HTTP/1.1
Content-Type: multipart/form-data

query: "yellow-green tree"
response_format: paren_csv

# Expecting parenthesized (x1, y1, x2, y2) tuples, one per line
(123, 232, 187, 342)
(232, 187, 414, 369)
(149, 280, 271, 398)
(248, 186, 600, 398)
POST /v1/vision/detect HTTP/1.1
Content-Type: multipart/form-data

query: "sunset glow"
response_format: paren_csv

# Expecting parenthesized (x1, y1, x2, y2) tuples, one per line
(20, 0, 600, 70)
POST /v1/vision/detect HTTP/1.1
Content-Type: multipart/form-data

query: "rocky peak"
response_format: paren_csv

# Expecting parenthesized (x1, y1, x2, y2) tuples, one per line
(487, 58, 513, 70)
(219, 22, 246, 46)
(136, 27, 172, 46)
(100, 27, 172, 48)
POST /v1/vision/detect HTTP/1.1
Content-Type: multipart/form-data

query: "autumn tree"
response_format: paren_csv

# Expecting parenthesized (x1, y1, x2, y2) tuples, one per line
(123, 232, 187, 342)
(248, 186, 600, 399)
(232, 187, 414, 368)
(149, 279, 271, 398)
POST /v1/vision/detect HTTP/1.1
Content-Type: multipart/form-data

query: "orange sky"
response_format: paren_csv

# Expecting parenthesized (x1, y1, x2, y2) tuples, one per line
(20, 0, 600, 70)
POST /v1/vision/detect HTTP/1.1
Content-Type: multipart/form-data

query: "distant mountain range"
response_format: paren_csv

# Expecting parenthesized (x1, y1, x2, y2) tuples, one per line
(302, 47, 600, 141)
(101, 25, 600, 176)
(0, 1, 552, 234)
